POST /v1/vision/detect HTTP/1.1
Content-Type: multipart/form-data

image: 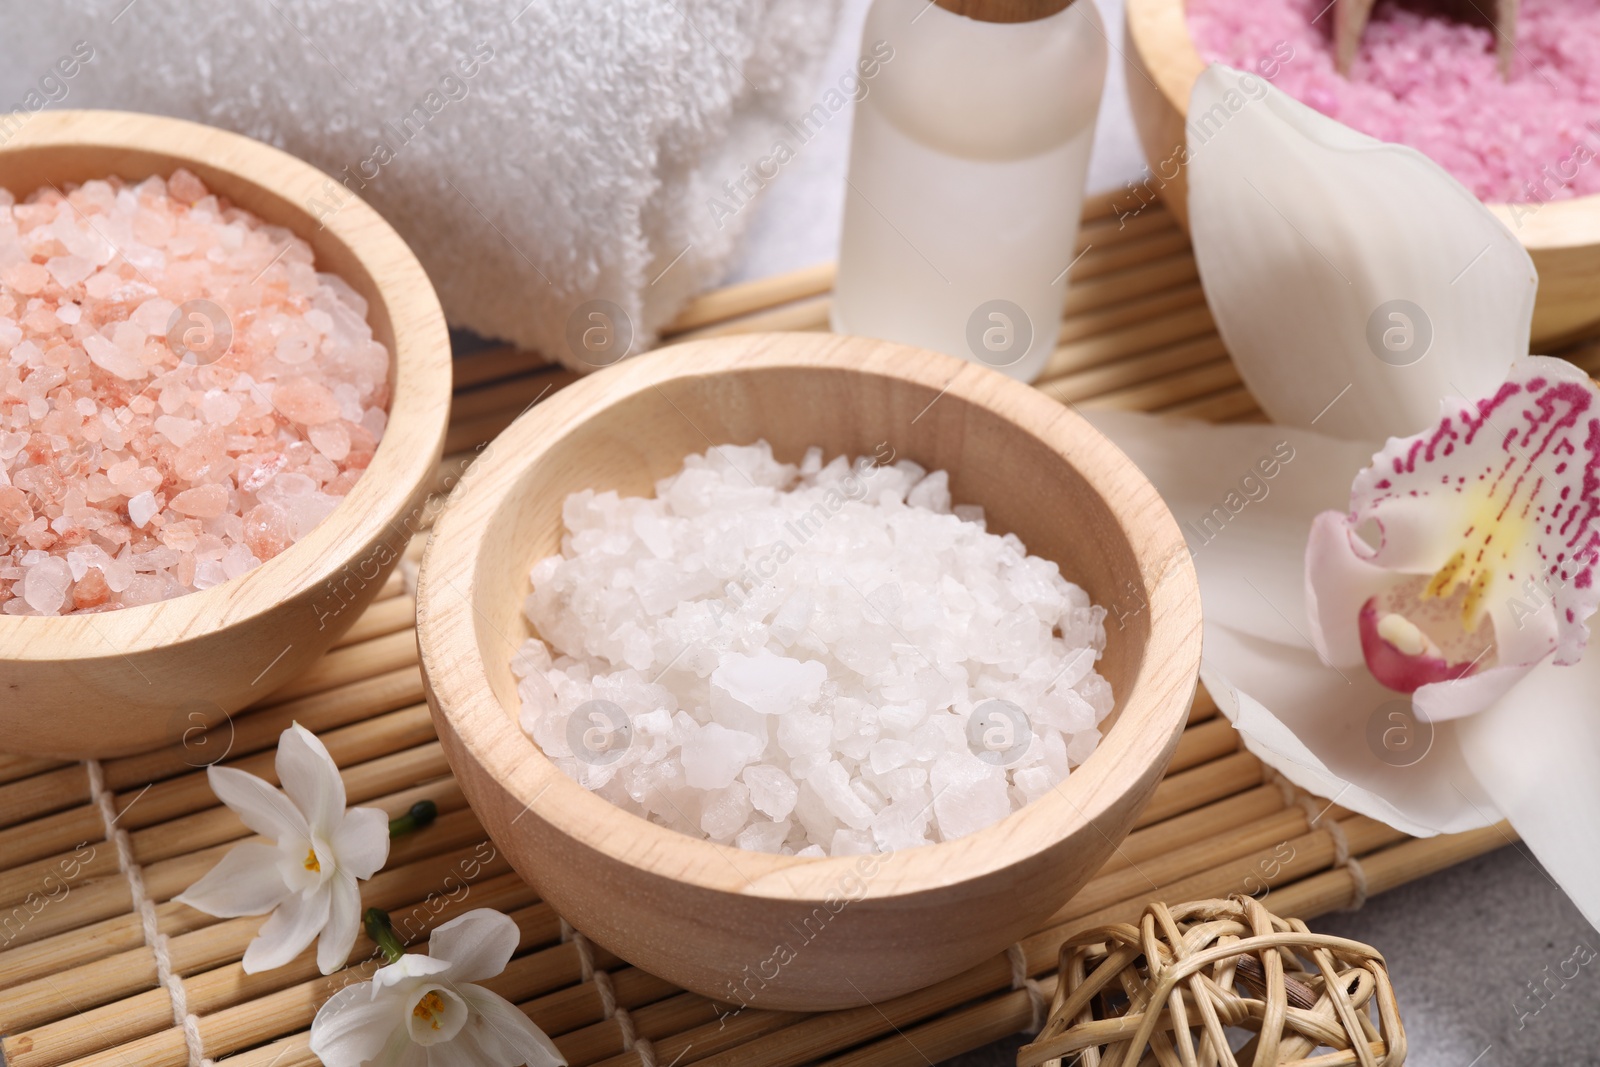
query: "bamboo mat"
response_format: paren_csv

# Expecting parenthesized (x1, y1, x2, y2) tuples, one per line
(1, 189, 1570, 1067)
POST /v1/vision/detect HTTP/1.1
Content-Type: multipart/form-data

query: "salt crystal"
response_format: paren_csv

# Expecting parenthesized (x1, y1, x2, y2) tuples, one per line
(515, 443, 1112, 856)
(128, 491, 159, 528)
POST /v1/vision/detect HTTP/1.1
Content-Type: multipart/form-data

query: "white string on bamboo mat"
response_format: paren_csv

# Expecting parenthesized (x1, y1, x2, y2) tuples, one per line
(1006, 942, 1049, 1034)
(562, 918, 658, 1067)
(86, 759, 212, 1067)
(1266, 767, 1371, 912)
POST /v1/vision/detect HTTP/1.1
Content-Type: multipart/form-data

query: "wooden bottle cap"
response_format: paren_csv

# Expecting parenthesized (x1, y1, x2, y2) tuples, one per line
(1336, 0, 1517, 78)
(933, 0, 1078, 24)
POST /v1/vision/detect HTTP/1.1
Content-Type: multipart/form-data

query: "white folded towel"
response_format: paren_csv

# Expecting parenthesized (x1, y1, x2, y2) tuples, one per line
(0, 0, 841, 369)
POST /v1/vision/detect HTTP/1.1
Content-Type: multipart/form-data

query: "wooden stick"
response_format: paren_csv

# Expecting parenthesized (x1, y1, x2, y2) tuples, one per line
(1063, 252, 1199, 319)
(1077, 358, 1240, 415)
(330, 595, 414, 649)
(0, 803, 104, 873)
(1043, 305, 1216, 381)
(0, 754, 68, 788)
(444, 372, 580, 456)
(1056, 283, 1205, 348)
(663, 295, 831, 343)
(452, 368, 570, 422)
(1069, 228, 1192, 284)
(0, 765, 88, 830)
(104, 665, 425, 793)
(454, 344, 549, 389)
(261, 628, 418, 705)
(1162, 384, 1261, 423)
(1039, 336, 1227, 407)
(663, 263, 835, 337)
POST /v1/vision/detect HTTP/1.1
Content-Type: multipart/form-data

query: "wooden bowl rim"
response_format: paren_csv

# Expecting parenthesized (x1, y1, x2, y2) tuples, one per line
(0, 109, 451, 657)
(1125, 0, 1600, 250)
(417, 332, 1203, 902)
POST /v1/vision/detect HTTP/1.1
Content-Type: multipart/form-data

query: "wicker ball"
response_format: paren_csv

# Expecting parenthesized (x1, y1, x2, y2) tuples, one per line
(1018, 895, 1406, 1067)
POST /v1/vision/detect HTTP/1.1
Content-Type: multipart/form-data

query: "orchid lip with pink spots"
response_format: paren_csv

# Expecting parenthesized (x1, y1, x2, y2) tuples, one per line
(1306, 356, 1600, 721)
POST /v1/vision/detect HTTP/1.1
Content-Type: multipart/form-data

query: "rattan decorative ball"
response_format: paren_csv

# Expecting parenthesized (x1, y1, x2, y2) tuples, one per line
(1018, 895, 1406, 1067)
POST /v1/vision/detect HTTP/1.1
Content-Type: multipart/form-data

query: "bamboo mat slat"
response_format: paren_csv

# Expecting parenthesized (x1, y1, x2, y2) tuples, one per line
(4, 194, 1559, 1067)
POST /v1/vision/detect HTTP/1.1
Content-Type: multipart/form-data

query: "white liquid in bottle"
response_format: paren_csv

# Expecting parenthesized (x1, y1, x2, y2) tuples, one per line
(833, 0, 1107, 383)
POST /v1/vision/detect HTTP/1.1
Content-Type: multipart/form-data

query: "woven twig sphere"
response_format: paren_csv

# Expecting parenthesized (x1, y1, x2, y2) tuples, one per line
(1017, 895, 1405, 1067)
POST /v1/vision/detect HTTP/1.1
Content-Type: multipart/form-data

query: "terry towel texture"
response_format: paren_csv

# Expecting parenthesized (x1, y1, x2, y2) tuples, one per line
(0, 0, 841, 369)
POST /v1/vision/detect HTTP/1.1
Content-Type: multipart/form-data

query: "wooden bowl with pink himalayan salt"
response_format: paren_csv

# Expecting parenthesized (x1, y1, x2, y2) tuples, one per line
(1125, 0, 1600, 348)
(0, 111, 450, 758)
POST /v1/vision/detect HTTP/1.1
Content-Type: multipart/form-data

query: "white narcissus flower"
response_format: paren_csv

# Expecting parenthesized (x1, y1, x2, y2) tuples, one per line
(309, 908, 566, 1067)
(176, 723, 390, 974)
(1089, 64, 1600, 929)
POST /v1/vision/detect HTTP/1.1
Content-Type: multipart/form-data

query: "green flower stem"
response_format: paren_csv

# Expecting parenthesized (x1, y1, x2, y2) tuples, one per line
(389, 799, 438, 839)
(364, 907, 406, 964)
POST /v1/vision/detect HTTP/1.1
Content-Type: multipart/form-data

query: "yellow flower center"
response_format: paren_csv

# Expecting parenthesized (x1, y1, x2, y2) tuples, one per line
(413, 990, 446, 1031)
(303, 847, 320, 873)
(1419, 485, 1527, 632)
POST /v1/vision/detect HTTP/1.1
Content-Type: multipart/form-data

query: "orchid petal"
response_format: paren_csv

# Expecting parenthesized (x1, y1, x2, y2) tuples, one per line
(1457, 656, 1600, 932)
(174, 842, 289, 917)
(277, 723, 347, 839)
(206, 765, 308, 843)
(309, 981, 403, 1067)
(1201, 625, 1496, 836)
(1186, 64, 1536, 442)
(317, 872, 363, 975)
(334, 804, 391, 881)
(242, 885, 331, 973)
(459, 983, 567, 1066)
(1087, 410, 1374, 644)
(1307, 355, 1600, 715)
(427, 908, 520, 984)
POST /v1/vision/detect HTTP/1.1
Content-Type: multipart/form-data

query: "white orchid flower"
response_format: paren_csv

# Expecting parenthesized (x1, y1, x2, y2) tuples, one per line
(309, 908, 566, 1067)
(176, 723, 391, 974)
(1089, 64, 1600, 929)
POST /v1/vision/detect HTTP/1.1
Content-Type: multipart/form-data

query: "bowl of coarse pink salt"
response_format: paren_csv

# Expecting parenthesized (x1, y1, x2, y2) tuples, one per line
(1125, 0, 1600, 348)
(415, 333, 1202, 1011)
(0, 111, 450, 758)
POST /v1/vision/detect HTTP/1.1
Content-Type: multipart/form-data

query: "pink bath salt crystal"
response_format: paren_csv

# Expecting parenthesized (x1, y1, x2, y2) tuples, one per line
(169, 484, 229, 519)
(243, 503, 289, 560)
(128, 491, 160, 528)
(308, 421, 351, 462)
(3, 262, 50, 296)
(20, 556, 71, 615)
(72, 568, 110, 610)
(84, 333, 147, 381)
(0, 487, 33, 533)
(167, 169, 208, 206)
(272, 377, 341, 426)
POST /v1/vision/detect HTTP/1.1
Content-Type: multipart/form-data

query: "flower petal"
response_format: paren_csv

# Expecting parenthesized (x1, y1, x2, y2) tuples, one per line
(1186, 64, 1536, 442)
(1086, 410, 1374, 645)
(1457, 657, 1600, 932)
(175, 842, 290, 917)
(333, 805, 391, 881)
(317, 873, 363, 975)
(373, 952, 454, 992)
(427, 909, 520, 984)
(207, 765, 308, 843)
(242, 886, 331, 973)
(459, 983, 567, 1066)
(1345, 355, 1600, 666)
(1202, 625, 1497, 836)
(309, 981, 404, 1067)
(277, 723, 347, 839)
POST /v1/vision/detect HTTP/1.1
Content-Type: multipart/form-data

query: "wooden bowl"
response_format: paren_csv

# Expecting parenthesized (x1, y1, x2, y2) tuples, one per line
(0, 111, 451, 758)
(1125, 0, 1600, 349)
(416, 333, 1202, 1010)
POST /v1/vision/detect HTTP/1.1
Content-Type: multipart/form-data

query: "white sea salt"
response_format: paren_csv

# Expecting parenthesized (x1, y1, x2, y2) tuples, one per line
(512, 441, 1113, 856)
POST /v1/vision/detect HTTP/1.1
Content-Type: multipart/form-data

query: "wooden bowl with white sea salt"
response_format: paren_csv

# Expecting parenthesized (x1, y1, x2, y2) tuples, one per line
(0, 111, 450, 758)
(417, 333, 1202, 1010)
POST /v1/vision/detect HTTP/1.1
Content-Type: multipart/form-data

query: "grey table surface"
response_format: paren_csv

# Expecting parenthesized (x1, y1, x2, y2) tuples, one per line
(724, 1, 1600, 1064)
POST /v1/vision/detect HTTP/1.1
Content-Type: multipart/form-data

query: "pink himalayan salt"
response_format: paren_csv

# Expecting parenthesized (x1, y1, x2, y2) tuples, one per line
(1188, 0, 1600, 204)
(0, 170, 391, 616)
